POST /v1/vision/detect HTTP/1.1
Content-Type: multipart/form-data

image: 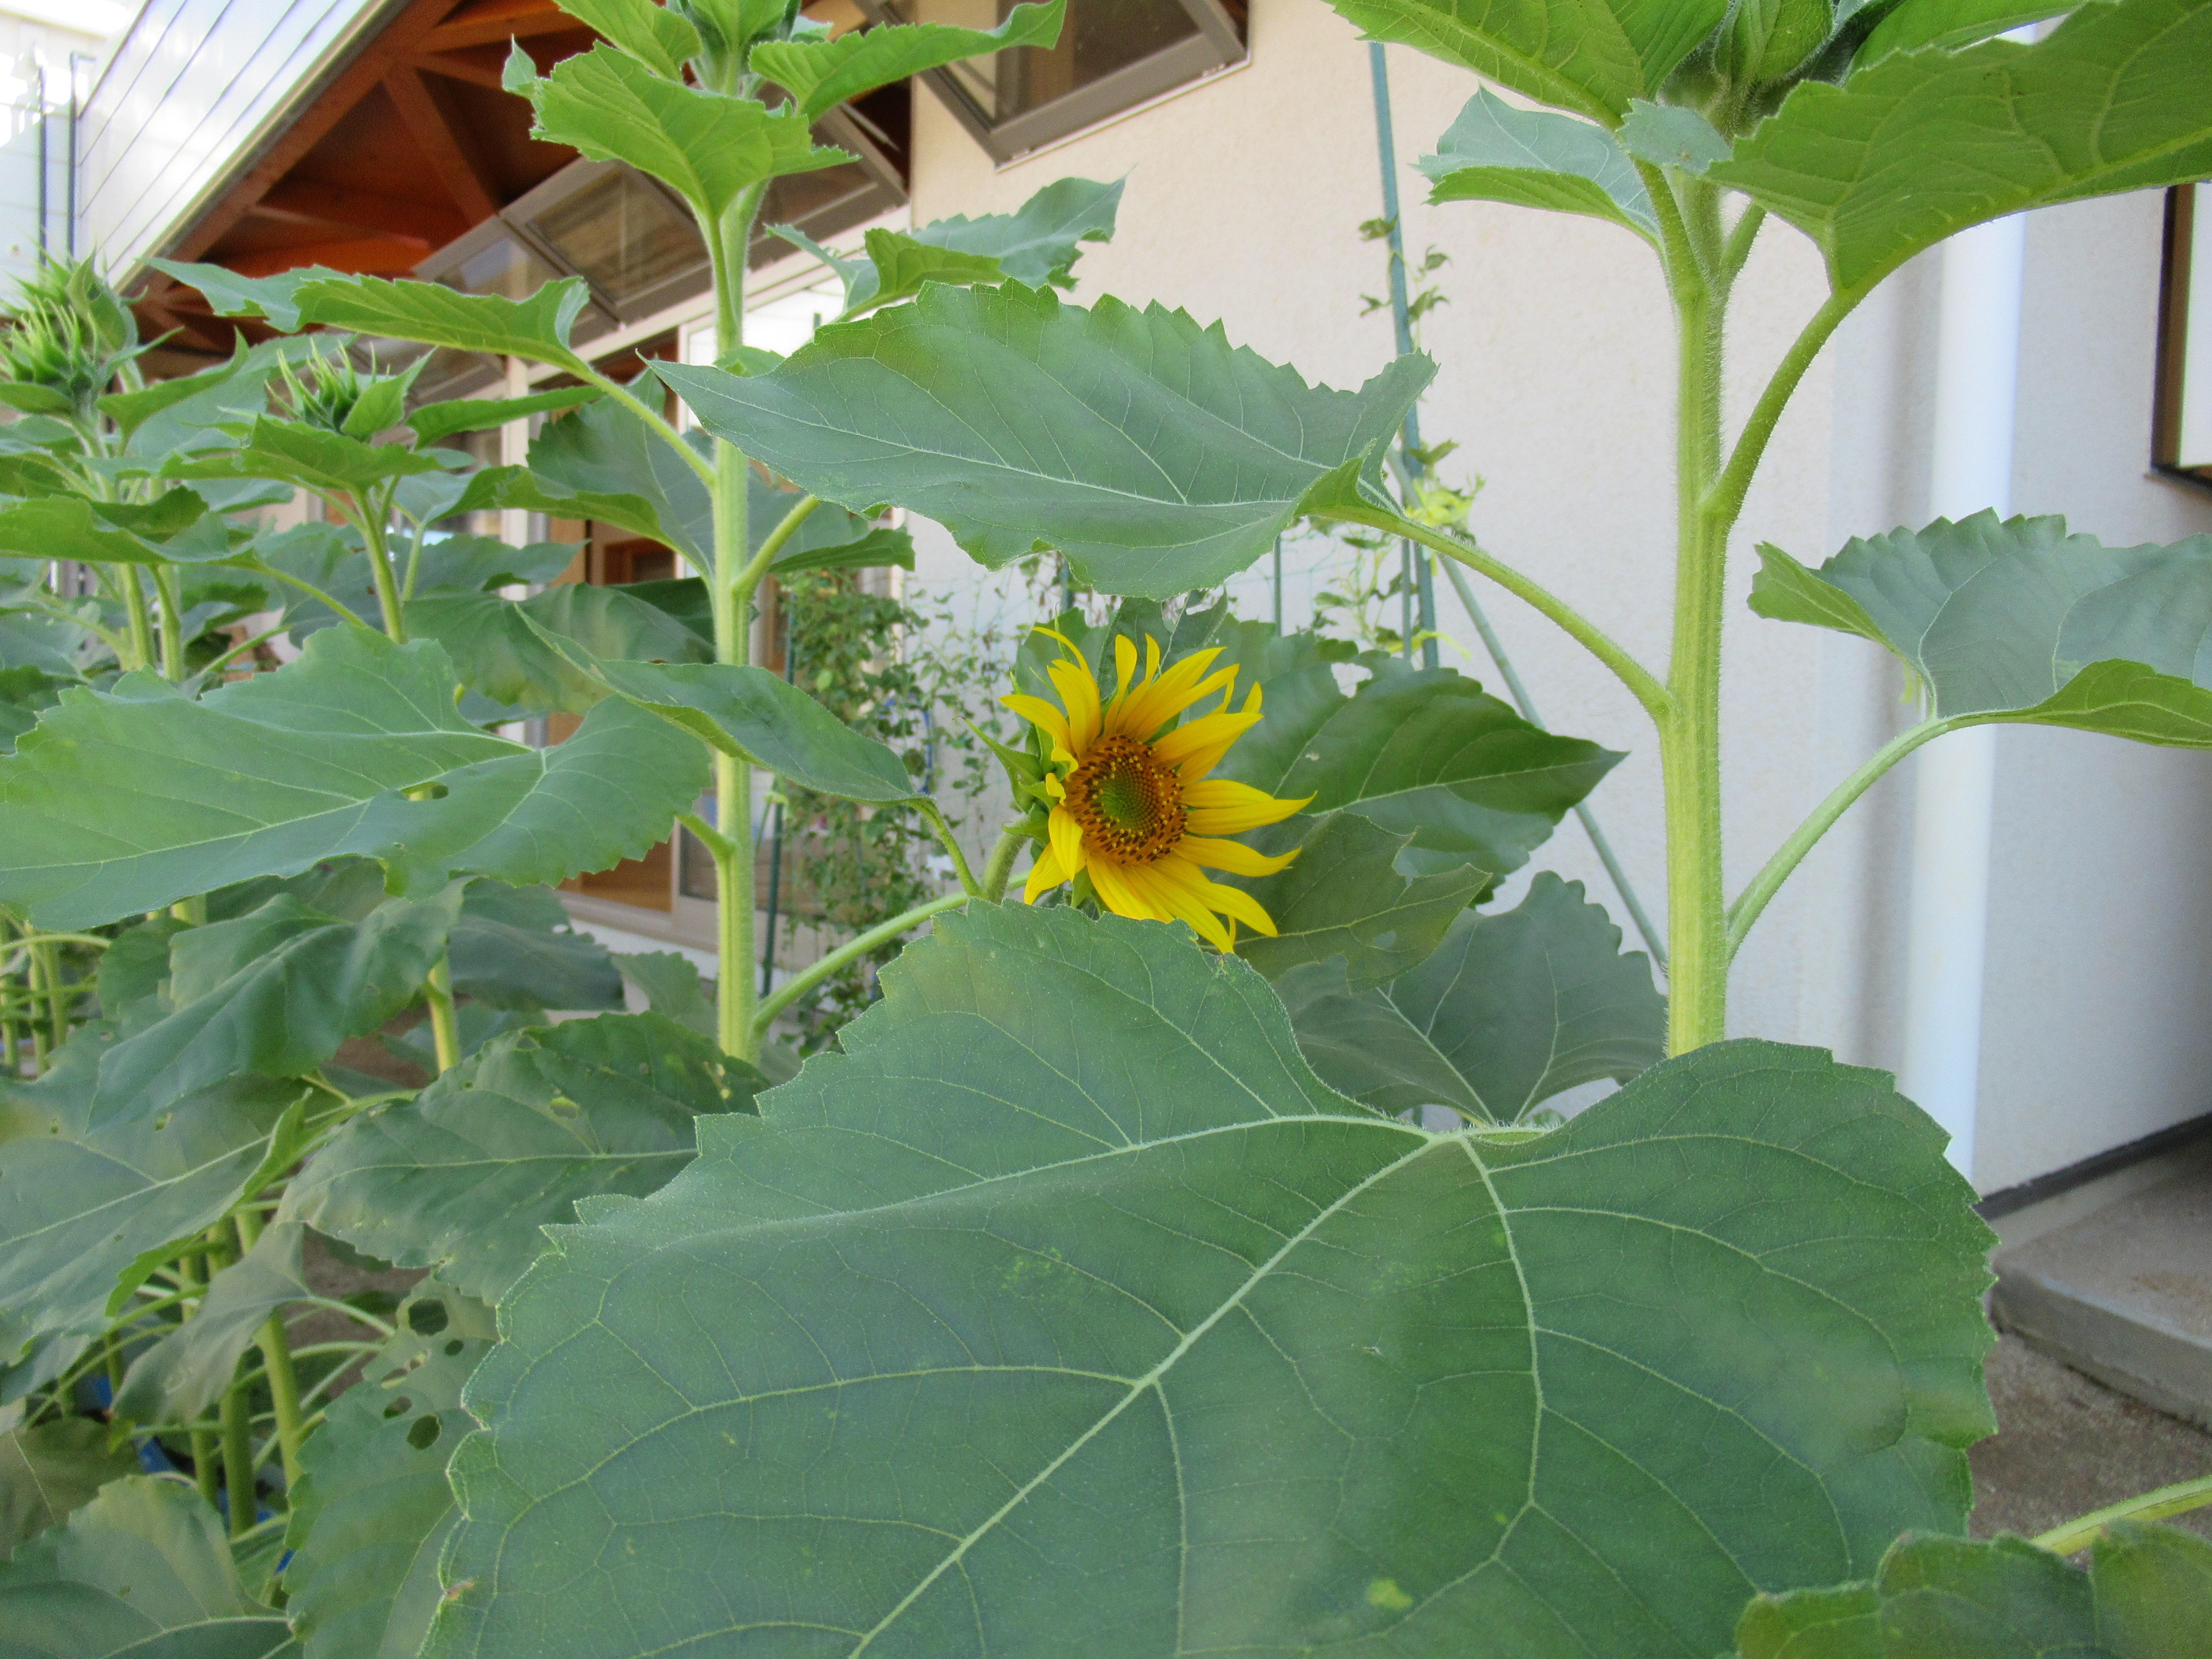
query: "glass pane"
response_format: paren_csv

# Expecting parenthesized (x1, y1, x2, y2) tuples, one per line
(439, 233, 561, 301)
(524, 169, 706, 308)
(901, 0, 1200, 121)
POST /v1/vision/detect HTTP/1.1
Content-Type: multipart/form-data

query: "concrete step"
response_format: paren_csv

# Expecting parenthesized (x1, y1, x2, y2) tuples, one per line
(1990, 1138, 2212, 1430)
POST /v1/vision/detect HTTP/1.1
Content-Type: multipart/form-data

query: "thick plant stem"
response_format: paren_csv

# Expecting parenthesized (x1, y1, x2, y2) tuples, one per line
(980, 828, 1025, 903)
(174, 1251, 222, 1505)
(357, 500, 408, 642)
(153, 565, 188, 681)
(918, 802, 983, 896)
(120, 565, 156, 673)
(233, 1211, 306, 1492)
(1660, 179, 1730, 1055)
(30, 940, 66, 1056)
(421, 956, 461, 1074)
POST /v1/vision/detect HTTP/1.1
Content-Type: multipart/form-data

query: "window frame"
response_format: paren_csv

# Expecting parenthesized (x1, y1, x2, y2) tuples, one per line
(856, 0, 1247, 163)
(2154, 182, 2212, 494)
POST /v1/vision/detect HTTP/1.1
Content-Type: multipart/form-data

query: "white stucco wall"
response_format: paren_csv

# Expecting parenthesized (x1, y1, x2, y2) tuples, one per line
(900, 0, 2212, 1191)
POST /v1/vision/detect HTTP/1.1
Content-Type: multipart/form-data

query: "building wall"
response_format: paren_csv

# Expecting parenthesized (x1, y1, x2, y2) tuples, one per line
(901, 0, 2212, 1190)
(0, 3, 117, 284)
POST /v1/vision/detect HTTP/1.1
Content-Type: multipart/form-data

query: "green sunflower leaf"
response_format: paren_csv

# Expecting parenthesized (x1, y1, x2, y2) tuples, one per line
(281, 1013, 763, 1302)
(1749, 512, 2212, 744)
(407, 386, 602, 445)
(1216, 657, 1622, 883)
(422, 903, 1994, 1659)
(0, 628, 707, 930)
(284, 1292, 496, 1659)
(84, 889, 460, 1130)
(1418, 89, 1656, 239)
(447, 880, 624, 1014)
(1709, 0, 2212, 294)
(407, 582, 715, 714)
(662, 284, 1433, 598)
(549, 0, 702, 78)
(112, 1220, 314, 1425)
(0, 1476, 292, 1658)
(1275, 872, 1665, 1122)
(530, 624, 921, 802)
(0, 492, 240, 567)
(150, 259, 596, 372)
(504, 44, 848, 221)
(750, 0, 1063, 120)
(0, 1418, 140, 1553)
(161, 416, 450, 494)
(1228, 810, 1490, 988)
(1857, 0, 2089, 66)
(1322, 0, 1730, 125)
(0, 1049, 308, 1402)
(613, 952, 716, 1038)
(1732, 1522, 2212, 1656)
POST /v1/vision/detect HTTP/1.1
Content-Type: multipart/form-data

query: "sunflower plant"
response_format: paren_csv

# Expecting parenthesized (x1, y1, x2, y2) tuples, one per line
(5, 0, 2212, 1654)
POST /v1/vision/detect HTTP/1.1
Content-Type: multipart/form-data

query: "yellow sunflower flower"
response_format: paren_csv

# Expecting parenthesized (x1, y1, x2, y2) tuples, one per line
(1002, 629, 1310, 949)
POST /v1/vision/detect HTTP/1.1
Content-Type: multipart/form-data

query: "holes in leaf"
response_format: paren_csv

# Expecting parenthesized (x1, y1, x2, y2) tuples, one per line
(444, 1338, 465, 1356)
(407, 1298, 449, 1336)
(408, 1414, 442, 1451)
(383, 1394, 414, 1420)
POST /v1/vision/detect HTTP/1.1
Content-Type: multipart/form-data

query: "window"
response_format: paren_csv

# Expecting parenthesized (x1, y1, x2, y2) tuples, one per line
(860, 0, 1246, 161)
(2154, 183, 2212, 490)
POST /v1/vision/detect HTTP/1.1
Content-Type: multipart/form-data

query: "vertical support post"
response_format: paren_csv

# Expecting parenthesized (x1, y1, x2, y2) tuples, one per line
(1898, 211, 2027, 1185)
(1366, 43, 1438, 669)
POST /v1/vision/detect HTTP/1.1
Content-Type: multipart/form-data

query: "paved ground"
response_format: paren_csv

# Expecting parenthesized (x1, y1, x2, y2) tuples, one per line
(1970, 1333, 2212, 1542)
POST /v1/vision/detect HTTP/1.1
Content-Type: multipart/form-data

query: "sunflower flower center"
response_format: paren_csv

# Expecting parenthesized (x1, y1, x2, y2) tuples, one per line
(1067, 734, 1185, 863)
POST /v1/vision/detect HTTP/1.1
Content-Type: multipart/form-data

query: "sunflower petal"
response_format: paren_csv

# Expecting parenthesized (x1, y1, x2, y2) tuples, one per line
(1121, 861, 1232, 950)
(1157, 855, 1281, 939)
(1046, 655, 1103, 754)
(1022, 843, 1067, 904)
(1113, 647, 1225, 737)
(1049, 805, 1087, 879)
(1001, 693, 1071, 754)
(1183, 778, 1311, 834)
(1085, 857, 1164, 925)
(1154, 706, 1261, 769)
(1176, 835, 1299, 878)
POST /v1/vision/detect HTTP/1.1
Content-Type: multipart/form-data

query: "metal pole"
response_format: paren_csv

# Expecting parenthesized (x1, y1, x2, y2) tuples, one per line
(1367, 44, 1438, 669)
(35, 68, 46, 259)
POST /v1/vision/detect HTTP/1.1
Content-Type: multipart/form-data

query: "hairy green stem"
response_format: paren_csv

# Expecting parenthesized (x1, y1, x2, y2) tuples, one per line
(152, 564, 188, 681)
(1331, 508, 1671, 719)
(2034, 1475, 2212, 1555)
(355, 493, 408, 642)
(421, 956, 461, 1074)
(918, 802, 982, 896)
(29, 940, 67, 1057)
(753, 494, 820, 571)
(1660, 176, 1729, 1054)
(233, 1211, 306, 1491)
(753, 892, 971, 1043)
(1704, 286, 1860, 533)
(119, 565, 156, 673)
(980, 827, 1026, 903)
(248, 562, 372, 631)
(1727, 718, 1960, 957)
(172, 1251, 223, 1505)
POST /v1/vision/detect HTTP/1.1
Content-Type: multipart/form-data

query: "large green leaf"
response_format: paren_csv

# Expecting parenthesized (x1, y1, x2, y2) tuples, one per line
(111, 1221, 314, 1425)
(1276, 872, 1665, 1122)
(1858, 0, 2087, 64)
(281, 1013, 761, 1302)
(150, 261, 595, 373)
(1419, 89, 1656, 239)
(408, 583, 714, 714)
(0, 1054, 307, 1402)
(894, 175, 1123, 290)
(1749, 512, 2212, 743)
(116, 337, 323, 469)
(504, 44, 847, 221)
(0, 1476, 293, 1657)
(0, 492, 239, 568)
(612, 952, 716, 1038)
(422, 904, 1994, 1659)
(1228, 809, 1490, 987)
(0, 628, 708, 929)
(751, 0, 1062, 119)
(87, 891, 457, 1130)
(538, 633, 922, 801)
(0, 1418, 139, 1553)
(1733, 1522, 2212, 1656)
(1710, 0, 2212, 294)
(446, 880, 623, 1014)
(1217, 658, 1622, 882)
(0, 613, 90, 678)
(1325, 0, 1731, 124)
(549, 0, 702, 78)
(163, 417, 449, 495)
(406, 386, 600, 445)
(662, 283, 1433, 597)
(283, 1286, 495, 1659)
